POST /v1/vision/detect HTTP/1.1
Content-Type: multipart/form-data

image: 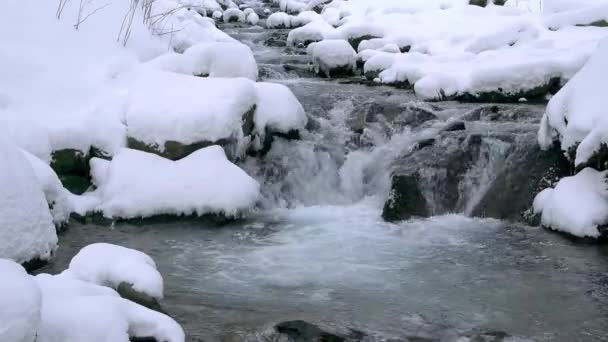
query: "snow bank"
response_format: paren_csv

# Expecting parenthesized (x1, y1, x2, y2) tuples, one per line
(534, 168, 608, 238)
(0, 135, 57, 264)
(148, 42, 258, 80)
(66, 243, 164, 299)
(92, 147, 260, 219)
(0, 259, 41, 342)
(278, 0, 608, 99)
(126, 69, 258, 150)
(254, 83, 307, 134)
(308, 40, 357, 77)
(538, 38, 608, 166)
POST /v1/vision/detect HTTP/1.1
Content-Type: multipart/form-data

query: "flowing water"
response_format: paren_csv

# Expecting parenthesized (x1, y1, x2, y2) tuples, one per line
(39, 22, 608, 342)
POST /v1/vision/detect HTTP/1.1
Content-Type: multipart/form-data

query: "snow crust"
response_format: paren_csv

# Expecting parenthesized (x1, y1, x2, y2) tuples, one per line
(534, 168, 608, 238)
(91, 147, 260, 219)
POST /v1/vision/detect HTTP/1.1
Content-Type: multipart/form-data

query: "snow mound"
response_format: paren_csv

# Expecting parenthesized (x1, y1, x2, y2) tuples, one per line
(0, 135, 57, 264)
(66, 243, 164, 299)
(267, 12, 293, 28)
(37, 296, 184, 342)
(148, 42, 258, 80)
(538, 37, 608, 166)
(287, 20, 335, 46)
(308, 40, 357, 77)
(223, 7, 246, 23)
(34, 244, 185, 342)
(91, 147, 260, 219)
(254, 82, 308, 134)
(534, 168, 608, 238)
(0, 259, 41, 342)
(125, 69, 258, 149)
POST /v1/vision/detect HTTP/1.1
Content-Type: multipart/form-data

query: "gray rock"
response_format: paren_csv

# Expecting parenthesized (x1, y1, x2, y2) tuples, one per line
(117, 282, 164, 313)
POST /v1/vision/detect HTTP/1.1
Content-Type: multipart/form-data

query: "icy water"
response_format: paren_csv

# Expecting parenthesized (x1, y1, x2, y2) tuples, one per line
(41, 23, 608, 342)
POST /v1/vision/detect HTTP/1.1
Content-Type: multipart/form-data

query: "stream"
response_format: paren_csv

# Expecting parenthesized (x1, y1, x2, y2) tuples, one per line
(38, 21, 608, 342)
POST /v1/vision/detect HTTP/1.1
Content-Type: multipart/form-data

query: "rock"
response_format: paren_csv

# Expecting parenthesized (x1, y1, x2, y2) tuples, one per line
(451, 77, 561, 103)
(273, 320, 366, 342)
(382, 132, 514, 221)
(50, 146, 109, 194)
(442, 121, 466, 132)
(471, 138, 571, 223)
(117, 282, 164, 313)
(348, 34, 381, 51)
(309, 40, 357, 78)
(462, 104, 542, 123)
(127, 106, 256, 161)
(382, 174, 430, 222)
(249, 128, 302, 156)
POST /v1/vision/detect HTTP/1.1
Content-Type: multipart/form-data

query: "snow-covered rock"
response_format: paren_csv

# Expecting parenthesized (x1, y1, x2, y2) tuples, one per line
(0, 259, 41, 342)
(66, 243, 164, 300)
(149, 42, 258, 80)
(533, 168, 608, 238)
(247, 11, 260, 25)
(37, 296, 184, 342)
(22, 150, 76, 226)
(254, 82, 308, 134)
(223, 7, 246, 22)
(33, 243, 185, 342)
(125, 70, 258, 160)
(91, 147, 260, 219)
(0, 135, 58, 265)
(308, 40, 357, 77)
(538, 37, 608, 167)
(267, 12, 293, 28)
(287, 20, 335, 46)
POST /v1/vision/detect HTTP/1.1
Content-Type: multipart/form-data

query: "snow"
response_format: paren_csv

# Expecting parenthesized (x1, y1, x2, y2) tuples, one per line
(22, 150, 76, 226)
(254, 82, 308, 134)
(0, 135, 58, 264)
(125, 69, 258, 149)
(534, 168, 608, 238)
(66, 243, 164, 299)
(267, 12, 293, 28)
(0, 259, 41, 342)
(223, 7, 246, 22)
(308, 40, 357, 77)
(287, 20, 335, 46)
(33, 244, 185, 342)
(247, 11, 260, 25)
(91, 147, 260, 219)
(275, 0, 608, 99)
(148, 42, 258, 80)
(538, 37, 608, 166)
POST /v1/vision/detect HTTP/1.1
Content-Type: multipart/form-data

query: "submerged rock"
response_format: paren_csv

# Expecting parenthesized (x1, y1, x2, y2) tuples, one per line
(273, 320, 366, 342)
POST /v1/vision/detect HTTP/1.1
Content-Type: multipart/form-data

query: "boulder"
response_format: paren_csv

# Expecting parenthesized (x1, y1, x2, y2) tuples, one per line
(471, 138, 571, 223)
(382, 132, 514, 221)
